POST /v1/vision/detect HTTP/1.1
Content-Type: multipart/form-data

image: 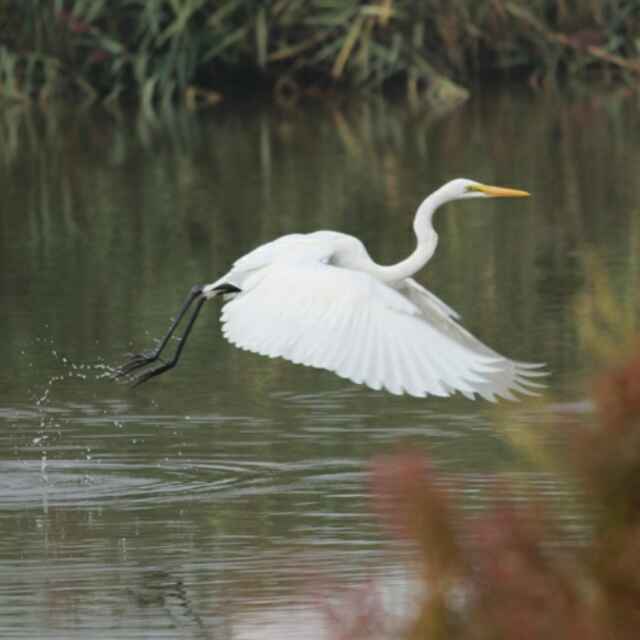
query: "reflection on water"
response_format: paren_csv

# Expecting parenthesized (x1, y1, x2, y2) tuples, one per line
(1, 87, 639, 637)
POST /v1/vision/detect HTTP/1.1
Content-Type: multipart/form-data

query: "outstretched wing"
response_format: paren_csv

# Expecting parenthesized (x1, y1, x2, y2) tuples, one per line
(219, 261, 545, 400)
(400, 278, 546, 400)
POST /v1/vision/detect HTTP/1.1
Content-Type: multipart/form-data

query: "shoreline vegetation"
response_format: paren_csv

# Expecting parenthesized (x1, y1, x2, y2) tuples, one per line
(1, 1, 639, 111)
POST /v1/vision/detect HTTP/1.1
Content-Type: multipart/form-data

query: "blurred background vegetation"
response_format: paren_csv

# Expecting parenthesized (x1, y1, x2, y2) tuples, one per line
(1, 0, 639, 108)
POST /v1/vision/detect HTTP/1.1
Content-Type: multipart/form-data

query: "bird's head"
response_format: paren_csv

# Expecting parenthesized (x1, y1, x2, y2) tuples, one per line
(414, 178, 531, 239)
(440, 178, 531, 202)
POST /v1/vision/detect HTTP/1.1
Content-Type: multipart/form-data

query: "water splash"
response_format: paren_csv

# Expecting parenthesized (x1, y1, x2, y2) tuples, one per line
(24, 344, 121, 495)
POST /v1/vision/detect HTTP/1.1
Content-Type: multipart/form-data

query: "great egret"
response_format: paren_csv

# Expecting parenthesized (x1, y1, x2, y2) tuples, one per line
(116, 178, 546, 400)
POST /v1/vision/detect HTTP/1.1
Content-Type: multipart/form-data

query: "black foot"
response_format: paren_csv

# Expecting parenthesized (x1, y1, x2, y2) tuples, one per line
(129, 361, 176, 387)
(113, 288, 207, 388)
(113, 351, 162, 380)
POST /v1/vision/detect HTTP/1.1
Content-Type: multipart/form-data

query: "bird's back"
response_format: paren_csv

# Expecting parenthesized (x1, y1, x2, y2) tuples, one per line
(218, 231, 369, 290)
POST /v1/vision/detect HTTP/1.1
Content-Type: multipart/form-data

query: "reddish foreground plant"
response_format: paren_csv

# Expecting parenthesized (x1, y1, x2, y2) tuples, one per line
(357, 349, 640, 639)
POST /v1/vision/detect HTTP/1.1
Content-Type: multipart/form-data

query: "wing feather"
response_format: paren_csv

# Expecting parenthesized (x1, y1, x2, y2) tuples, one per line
(221, 262, 546, 400)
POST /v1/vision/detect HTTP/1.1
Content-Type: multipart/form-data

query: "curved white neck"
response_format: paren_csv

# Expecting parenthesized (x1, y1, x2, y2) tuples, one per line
(370, 188, 446, 283)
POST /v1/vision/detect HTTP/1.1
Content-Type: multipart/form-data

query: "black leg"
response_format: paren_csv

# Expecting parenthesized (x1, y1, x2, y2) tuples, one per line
(114, 285, 203, 379)
(130, 297, 206, 386)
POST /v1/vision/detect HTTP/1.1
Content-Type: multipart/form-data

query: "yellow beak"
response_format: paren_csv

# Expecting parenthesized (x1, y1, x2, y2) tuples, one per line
(470, 183, 531, 198)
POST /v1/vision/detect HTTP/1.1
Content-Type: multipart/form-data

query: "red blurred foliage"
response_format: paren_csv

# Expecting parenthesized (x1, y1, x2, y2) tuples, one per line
(564, 29, 607, 51)
(55, 10, 111, 68)
(593, 348, 640, 428)
(572, 349, 640, 531)
(56, 10, 92, 35)
(370, 453, 461, 575)
(87, 49, 110, 65)
(468, 504, 595, 640)
(319, 579, 386, 640)
(332, 348, 640, 639)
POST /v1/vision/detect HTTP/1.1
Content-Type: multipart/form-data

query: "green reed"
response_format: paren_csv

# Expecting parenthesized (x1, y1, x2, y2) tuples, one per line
(1, 0, 638, 107)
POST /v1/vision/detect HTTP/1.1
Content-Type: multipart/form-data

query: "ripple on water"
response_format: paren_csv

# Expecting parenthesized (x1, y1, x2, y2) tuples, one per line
(0, 455, 365, 511)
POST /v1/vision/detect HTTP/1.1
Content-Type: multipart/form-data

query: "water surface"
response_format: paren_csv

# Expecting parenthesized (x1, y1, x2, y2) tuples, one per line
(1, 87, 639, 638)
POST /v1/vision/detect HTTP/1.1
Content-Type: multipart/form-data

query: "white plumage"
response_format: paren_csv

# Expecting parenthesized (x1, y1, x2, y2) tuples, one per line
(118, 178, 546, 400)
(212, 231, 543, 401)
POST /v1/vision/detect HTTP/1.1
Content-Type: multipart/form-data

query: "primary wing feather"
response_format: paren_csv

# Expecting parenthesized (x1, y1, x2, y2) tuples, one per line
(219, 253, 545, 400)
(400, 278, 546, 401)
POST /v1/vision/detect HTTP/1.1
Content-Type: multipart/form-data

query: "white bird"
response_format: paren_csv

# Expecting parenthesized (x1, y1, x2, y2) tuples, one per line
(116, 178, 546, 400)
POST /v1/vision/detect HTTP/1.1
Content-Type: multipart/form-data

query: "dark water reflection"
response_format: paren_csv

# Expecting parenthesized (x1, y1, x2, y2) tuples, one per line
(1, 87, 639, 637)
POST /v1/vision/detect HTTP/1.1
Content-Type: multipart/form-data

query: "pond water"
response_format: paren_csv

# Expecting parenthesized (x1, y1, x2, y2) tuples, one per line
(1, 86, 639, 638)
